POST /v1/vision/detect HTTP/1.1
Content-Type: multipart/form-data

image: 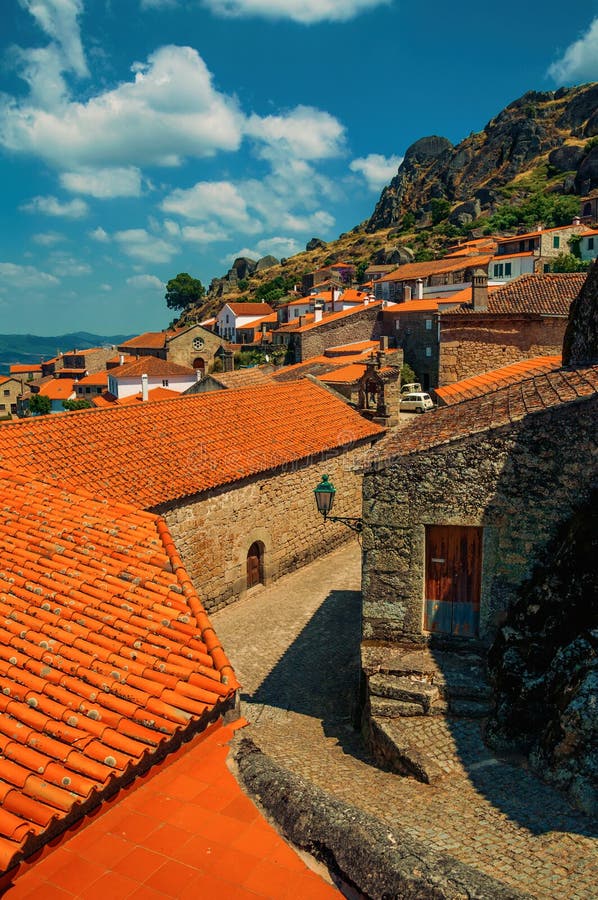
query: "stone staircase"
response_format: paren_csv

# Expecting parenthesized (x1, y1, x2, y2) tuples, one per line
(362, 641, 496, 783)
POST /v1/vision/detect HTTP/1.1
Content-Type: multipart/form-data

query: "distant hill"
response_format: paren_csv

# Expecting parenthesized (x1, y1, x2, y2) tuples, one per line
(0, 332, 134, 374)
(177, 82, 598, 326)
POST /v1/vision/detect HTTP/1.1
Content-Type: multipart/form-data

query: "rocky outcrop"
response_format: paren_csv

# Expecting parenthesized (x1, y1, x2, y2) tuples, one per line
(306, 237, 327, 251)
(255, 254, 279, 272)
(486, 493, 598, 815)
(367, 83, 598, 232)
(563, 260, 598, 366)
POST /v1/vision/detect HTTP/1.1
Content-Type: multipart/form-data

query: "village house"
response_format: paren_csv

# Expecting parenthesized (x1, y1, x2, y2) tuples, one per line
(7, 363, 41, 382)
(214, 302, 273, 343)
(374, 254, 493, 303)
(579, 227, 598, 263)
(358, 266, 597, 774)
(490, 220, 591, 282)
(0, 376, 25, 419)
(580, 192, 598, 224)
(118, 322, 223, 377)
(189, 367, 274, 394)
(0, 380, 383, 613)
(106, 356, 200, 401)
(74, 370, 108, 400)
(272, 299, 385, 363)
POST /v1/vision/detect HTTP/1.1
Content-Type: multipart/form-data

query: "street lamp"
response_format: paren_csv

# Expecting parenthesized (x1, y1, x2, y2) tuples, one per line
(313, 474, 363, 533)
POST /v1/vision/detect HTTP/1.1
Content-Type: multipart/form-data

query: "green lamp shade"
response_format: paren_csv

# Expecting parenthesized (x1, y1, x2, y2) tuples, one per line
(314, 474, 336, 516)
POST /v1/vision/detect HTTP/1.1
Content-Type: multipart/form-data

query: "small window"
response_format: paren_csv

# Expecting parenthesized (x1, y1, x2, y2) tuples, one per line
(3, 390, 9, 397)
(85, 386, 91, 394)
(519, 241, 525, 252)
(425, 346, 432, 358)
(425, 318, 432, 330)
(162, 379, 169, 387)
(553, 236, 560, 249)
(0, 404, 5, 411)
(543, 264, 551, 273)
(588, 238, 595, 250)
(395, 319, 400, 330)
(504, 262, 512, 276)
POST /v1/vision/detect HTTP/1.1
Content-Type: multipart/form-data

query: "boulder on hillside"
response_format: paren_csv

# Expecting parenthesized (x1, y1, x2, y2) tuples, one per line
(575, 145, 598, 194)
(255, 255, 279, 272)
(306, 237, 327, 252)
(449, 199, 482, 225)
(230, 257, 257, 280)
(584, 109, 598, 138)
(557, 83, 598, 131)
(548, 145, 586, 173)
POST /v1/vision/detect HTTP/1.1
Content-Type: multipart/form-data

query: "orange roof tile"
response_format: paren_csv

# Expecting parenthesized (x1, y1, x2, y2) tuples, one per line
(109, 357, 196, 379)
(496, 224, 593, 243)
(434, 356, 562, 406)
(447, 273, 586, 317)
(379, 255, 492, 283)
(119, 387, 181, 405)
(491, 251, 536, 260)
(8, 366, 41, 376)
(77, 372, 108, 387)
(384, 299, 441, 314)
(293, 300, 382, 333)
(0, 468, 237, 873)
(209, 369, 274, 389)
(225, 302, 274, 316)
(319, 363, 368, 384)
(324, 340, 379, 355)
(38, 381, 76, 401)
(0, 381, 383, 509)
(119, 332, 168, 351)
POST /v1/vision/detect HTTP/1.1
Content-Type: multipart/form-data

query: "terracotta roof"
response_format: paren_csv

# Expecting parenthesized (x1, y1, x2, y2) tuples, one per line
(384, 299, 441, 314)
(0, 381, 383, 509)
(293, 300, 382, 333)
(119, 333, 168, 351)
(0, 468, 236, 873)
(434, 356, 562, 406)
(8, 366, 41, 376)
(324, 340, 379, 355)
(107, 354, 136, 367)
(339, 289, 368, 302)
(119, 387, 181, 405)
(77, 372, 108, 387)
(109, 357, 196, 379)
(237, 312, 278, 328)
(55, 368, 86, 377)
(209, 369, 274, 389)
(38, 381, 76, 401)
(224, 303, 274, 316)
(319, 363, 368, 384)
(364, 365, 598, 468)
(496, 225, 593, 243)
(447, 273, 586, 317)
(379, 255, 492, 283)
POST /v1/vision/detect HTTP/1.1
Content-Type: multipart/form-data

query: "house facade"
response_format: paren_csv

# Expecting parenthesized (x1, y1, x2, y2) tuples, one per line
(106, 356, 199, 399)
(118, 323, 223, 376)
(215, 302, 274, 342)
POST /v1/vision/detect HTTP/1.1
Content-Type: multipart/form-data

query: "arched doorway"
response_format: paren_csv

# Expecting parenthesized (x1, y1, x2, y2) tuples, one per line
(193, 357, 205, 375)
(246, 541, 264, 589)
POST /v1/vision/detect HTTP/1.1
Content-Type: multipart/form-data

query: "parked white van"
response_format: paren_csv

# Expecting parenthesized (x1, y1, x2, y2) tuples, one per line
(400, 382, 422, 395)
(400, 391, 434, 413)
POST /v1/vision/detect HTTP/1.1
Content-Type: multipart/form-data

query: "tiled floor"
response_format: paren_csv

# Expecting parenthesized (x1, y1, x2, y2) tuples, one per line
(3, 720, 340, 899)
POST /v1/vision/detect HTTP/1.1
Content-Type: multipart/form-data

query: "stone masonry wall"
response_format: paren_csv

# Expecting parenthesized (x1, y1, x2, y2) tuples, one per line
(439, 315, 566, 385)
(296, 306, 382, 362)
(362, 397, 598, 644)
(161, 444, 371, 613)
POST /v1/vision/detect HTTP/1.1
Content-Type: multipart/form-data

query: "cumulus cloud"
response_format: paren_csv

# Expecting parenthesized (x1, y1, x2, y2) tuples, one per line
(1, 45, 243, 169)
(246, 106, 345, 161)
(114, 228, 178, 263)
(89, 226, 110, 242)
(49, 253, 91, 277)
(0, 261, 59, 288)
(20, 195, 88, 218)
(350, 152, 403, 190)
(17, 0, 88, 76)
(223, 235, 303, 265)
(126, 274, 165, 290)
(547, 17, 598, 83)
(60, 167, 143, 198)
(32, 231, 66, 245)
(161, 181, 261, 233)
(201, 0, 390, 25)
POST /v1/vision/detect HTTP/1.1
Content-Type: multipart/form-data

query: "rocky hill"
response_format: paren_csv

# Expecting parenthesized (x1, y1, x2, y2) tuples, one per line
(180, 82, 598, 325)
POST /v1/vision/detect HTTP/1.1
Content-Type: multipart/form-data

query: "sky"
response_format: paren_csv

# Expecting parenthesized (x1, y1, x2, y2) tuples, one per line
(1, 1, 597, 336)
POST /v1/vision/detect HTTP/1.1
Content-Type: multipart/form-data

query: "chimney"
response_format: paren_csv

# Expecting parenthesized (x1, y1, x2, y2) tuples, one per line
(471, 268, 489, 311)
(403, 284, 412, 302)
(572, 215, 581, 226)
(379, 336, 389, 351)
(299, 315, 307, 328)
(119, 353, 125, 365)
(141, 373, 149, 402)
(314, 303, 323, 323)
(415, 279, 424, 300)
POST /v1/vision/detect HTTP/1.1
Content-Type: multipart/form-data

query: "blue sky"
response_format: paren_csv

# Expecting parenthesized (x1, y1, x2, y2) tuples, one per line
(1, 1, 597, 336)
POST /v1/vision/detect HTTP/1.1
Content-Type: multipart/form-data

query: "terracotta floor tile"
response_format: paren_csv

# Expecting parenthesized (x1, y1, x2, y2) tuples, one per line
(243, 859, 301, 898)
(112, 845, 167, 882)
(26, 883, 74, 900)
(171, 833, 221, 870)
(112, 811, 159, 844)
(47, 856, 107, 895)
(177, 869, 254, 900)
(72, 831, 133, 868)
(231, 822, 288, 859)
(74, 870, 139, 900)
(191, 780, 239, 811)
(164, 799, 211, 834)
(193, 841, 261, 880)
(130, 790, 181, 822)
(159, 773, 208, 801)
(182, 807, 243, 844)
(3, 875, 47, 899)
(142, 823, 193, 858)
(125, 884, 166, 900)
(264, 840, 311, 873)
(220, 793, 261, 824)
(281, 872, 341, 899)
(143, 859, 199, 897)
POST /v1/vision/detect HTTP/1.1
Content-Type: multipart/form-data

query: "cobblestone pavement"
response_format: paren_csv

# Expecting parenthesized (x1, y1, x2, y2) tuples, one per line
(212, 542, 598, 900)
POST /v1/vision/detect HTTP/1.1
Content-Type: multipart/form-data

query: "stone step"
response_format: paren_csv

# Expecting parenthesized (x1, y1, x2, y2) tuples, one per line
(368, 674, 440, 712)
(449, 698, 494, 718)
(370, 697, 426, 718)
(368, 716, 445, 784)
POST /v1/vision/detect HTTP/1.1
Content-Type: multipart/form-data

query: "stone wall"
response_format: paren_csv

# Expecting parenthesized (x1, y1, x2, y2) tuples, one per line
(381, 311, 440, 389)
(294, 306, 382, 362)
(167, 325, 223, 370)
(160, 443, 372, 613)
(439, 314, 566, 385)
(362, 397, 598, 644)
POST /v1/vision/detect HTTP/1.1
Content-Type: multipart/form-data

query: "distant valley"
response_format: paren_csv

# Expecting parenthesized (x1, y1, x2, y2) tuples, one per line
(0, 332, 134, 375)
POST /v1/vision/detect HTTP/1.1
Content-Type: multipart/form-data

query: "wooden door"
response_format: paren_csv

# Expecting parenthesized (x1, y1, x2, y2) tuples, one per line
(246, 542, 262, 589)
(424, 525, 482, 637)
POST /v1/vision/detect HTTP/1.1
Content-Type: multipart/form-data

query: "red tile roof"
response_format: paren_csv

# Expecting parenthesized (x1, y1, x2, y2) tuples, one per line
(119, 333, 168, 351)
(38, 380, 76, 401)
(379, 255, 492, 283)
(365, 365, 598, 467)
(209, 369, 274, 389)
(434, 356, 562, 406)
(0, 468, 237, 874)
(384, 299, 441, 314)
(447, 273, 586, 316)
(225, 302, 274, 316)
(324, 340, 379, 355)
(293, 300, 382, 333)
(8, 366, 41, 376)
(119, 387, 181, 405)
(77, 372, 108, 387)
(109, 357, 196, 379)
(0, 381, 383, 509)
(319, 363, 368, 384)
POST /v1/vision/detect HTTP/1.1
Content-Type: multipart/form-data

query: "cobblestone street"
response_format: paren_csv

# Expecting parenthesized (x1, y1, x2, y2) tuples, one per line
(213, 541, 598, 899)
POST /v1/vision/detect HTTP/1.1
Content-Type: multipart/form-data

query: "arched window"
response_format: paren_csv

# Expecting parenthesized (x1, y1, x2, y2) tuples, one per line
(192, 357, 205, 373)
(246, 542, 264, 589)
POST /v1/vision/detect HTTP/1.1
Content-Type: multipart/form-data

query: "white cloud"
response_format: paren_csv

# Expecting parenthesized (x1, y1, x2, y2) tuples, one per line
(32, 231, 66, 245)
(161, 181, 261, 233)
(0, 261, 60, 288)
(100, 283, 112, 291)
(89, 226, 110, 242)
(0, 46, 243, 169)
(17, 0, 88, 76)
(201, 0, 390, 25)
(20, 195, 88, 218)
(49, 252, 91, 277)
(548, 17, 598, 83)
(114, 229, 178, 263)
(350, 152, 403, 190)
(247, 106, 345, 161)
(60, 167, 143, 198)
(126, 274, 166, 290)
(181, 225, 229, 242)
(140, 0, 178, 7)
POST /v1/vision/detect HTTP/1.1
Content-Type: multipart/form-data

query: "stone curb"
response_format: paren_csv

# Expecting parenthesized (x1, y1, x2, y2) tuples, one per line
(231, 736, 533, 900)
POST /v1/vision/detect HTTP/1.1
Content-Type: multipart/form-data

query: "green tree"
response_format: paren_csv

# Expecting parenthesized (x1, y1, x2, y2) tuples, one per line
(550, 253, 590, 273)
(63, 398, 93, 411)
(430, 199, 451, 226)
(29, 393, 51, 415)
(355, 261, 368, 283)
(400, 362, 417, 387)
(165, 273, 205, 310)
